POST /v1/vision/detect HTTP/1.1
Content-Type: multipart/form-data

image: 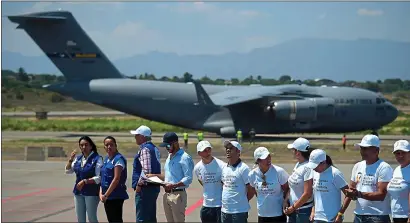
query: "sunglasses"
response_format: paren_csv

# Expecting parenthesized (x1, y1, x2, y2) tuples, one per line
(261, 174, 267, 187)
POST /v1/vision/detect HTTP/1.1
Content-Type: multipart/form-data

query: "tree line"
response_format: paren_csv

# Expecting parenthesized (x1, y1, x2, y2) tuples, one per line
(2, 67, 410, 95)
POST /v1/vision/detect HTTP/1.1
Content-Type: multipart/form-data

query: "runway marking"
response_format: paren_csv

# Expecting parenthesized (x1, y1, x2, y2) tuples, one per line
(185, 198, 204, 216)
(2, 188, 58, 203)
(25, 206, 75, 223)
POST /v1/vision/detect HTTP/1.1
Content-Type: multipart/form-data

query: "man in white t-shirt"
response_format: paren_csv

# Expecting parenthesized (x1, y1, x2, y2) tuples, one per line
(194, 140, 227, 223)
(387, 140, 410, 223)
(221, 140, 253, 223)
(346, 134, 394, 223)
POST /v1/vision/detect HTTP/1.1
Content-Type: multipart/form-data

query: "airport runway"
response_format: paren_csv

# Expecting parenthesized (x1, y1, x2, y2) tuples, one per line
(2, 160, 399, 222)
(2, 131, 406, 146)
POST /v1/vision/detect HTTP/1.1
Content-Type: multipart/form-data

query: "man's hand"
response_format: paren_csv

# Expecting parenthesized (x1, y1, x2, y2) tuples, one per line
(135, 185, 142, 193)
(282, 200, 289, 214)
(334, 214, 343, 223)
(309, 213, 314, 221)
(164, 183, 174, 192)
(284, 205, 295, 215)
(345, 188, 358, 200)
(76, 180, 85, 191)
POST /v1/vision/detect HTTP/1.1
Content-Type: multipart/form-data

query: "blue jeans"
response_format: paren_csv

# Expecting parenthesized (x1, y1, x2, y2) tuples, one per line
(135, 186, 160, 222)
(221, 212, 248, 223)
(354, 215, 391, 223)
(200, 206, 221, 223)
(288, 207, 312, 223)
(74, 195, 100, 223)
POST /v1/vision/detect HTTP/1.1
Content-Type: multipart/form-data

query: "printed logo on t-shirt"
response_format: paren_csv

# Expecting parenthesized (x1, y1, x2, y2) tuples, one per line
(389, 177, 405, 189)
(313, 178, 330, 193)
(356, 172, 362, 183)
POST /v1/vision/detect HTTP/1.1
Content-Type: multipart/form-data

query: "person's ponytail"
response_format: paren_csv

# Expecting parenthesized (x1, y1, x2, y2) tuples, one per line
(326, 155, 334, 167)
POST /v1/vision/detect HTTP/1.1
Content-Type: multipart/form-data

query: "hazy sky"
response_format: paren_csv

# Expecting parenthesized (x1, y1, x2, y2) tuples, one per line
(2, 1, 410, 60)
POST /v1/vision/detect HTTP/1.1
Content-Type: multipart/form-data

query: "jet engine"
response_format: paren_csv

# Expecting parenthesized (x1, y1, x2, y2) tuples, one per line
(271, 98, 335, 121)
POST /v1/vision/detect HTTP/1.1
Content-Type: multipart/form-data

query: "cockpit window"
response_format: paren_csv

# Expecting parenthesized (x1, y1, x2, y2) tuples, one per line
(376, 98, 381, 104)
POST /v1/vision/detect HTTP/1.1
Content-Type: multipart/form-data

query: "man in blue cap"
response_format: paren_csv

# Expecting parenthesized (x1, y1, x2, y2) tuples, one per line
(160, 132, 195, 222)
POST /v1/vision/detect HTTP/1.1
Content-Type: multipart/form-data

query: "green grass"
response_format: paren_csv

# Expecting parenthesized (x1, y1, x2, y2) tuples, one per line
(1, 117, 193, 133)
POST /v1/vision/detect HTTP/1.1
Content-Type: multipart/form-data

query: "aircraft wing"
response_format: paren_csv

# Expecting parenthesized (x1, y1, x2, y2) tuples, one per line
(192, 81, 316, 107)
(193, 81, 278, 107)
(210, 91, 264, 106)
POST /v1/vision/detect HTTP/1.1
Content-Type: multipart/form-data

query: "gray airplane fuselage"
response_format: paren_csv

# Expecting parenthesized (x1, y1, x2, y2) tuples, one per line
(45, 79, 399, 135)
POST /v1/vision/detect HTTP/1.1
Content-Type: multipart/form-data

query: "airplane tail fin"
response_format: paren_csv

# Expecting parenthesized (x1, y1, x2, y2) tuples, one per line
(192, 80, 215, 106)
(8, 11, 124, 81)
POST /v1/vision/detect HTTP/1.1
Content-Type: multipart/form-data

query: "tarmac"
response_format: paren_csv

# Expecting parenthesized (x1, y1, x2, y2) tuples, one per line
(1, 159, 399, 222)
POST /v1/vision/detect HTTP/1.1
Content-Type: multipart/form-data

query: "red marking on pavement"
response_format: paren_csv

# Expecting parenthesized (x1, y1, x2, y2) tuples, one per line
(2, 188, 58, 203)
(185, 198, 203, 216)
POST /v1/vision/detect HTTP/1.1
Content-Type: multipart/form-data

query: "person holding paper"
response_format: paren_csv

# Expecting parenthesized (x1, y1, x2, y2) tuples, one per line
(159, 132, 195, 222)
(130, 125, 161, 223)
(194, 140, 226, 223)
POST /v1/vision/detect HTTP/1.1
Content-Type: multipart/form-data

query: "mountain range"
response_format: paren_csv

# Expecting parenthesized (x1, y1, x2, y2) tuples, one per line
(2, 38, 410, 82)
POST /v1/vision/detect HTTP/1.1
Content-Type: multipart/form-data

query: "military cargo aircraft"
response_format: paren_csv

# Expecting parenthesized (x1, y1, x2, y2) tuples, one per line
(7, 11, 399, 136)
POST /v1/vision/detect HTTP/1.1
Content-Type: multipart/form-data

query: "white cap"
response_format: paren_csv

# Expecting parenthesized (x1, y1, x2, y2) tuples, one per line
(354, 134, 380, 148)
(306, 149, 326, 169)
(393, 140, 410, 153)
(223, 140, 242, 151)
(254, 147, 270, 161)
(197, 140, 212, 152)
(287, 137, 310, 152)
(130, 125, 151, 137)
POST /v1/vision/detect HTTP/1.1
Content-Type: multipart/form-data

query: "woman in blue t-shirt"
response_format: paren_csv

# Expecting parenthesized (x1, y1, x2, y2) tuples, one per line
(100, 136, 129, 223)
(65, 136, 103, 223)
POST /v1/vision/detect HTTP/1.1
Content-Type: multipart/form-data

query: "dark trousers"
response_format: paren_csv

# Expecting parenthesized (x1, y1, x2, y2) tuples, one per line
(258, 215, 287, 222)
(393, 218, 408, 223)
(353, 214, 391, 223)
(104, 199, 125, 223)
(200, 206, 221, 223)
(135, 186, 160, 222)
(221, 212, 248, 223)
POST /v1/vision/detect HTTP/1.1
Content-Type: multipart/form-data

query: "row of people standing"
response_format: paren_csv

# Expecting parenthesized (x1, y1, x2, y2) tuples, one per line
(193, 135, 410, 223)
(65, 129, 409, 223)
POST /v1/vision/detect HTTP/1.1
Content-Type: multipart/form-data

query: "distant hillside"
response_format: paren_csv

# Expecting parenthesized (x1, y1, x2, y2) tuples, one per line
(2, 38, 410, 81)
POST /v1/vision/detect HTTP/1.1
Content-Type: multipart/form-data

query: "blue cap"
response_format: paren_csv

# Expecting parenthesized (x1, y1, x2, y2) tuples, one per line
(160, 132, 179, 147)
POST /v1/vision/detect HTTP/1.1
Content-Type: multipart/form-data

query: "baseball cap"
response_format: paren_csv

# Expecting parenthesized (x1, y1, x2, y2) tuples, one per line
(306, 149, 327, 169)
(393, 140, 409, 153)
(254, 147, 270, 161)
(159, 132, 178, 147)
(223, 140, 242, 151)
(130, 125, 151, 137)
(197, 140, 212, 152)
(354, 134, 380, 148)
(287, 137, 310, 152)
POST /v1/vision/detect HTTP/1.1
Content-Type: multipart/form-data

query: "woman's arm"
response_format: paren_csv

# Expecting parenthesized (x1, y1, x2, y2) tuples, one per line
(103, 165, 122, 198)
(84, 156, 103, 184)
(292, 178, 313, 210)
(64, 151, 76, 174)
